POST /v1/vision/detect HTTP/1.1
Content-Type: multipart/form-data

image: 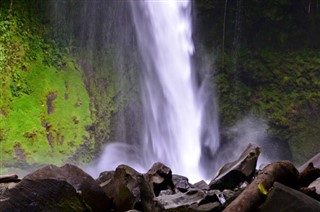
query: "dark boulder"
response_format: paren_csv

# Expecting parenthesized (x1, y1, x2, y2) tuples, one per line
(259, 182, 320, 212)
(209, 143, 260, 190)
(0, 179, 87, 211)
(298, 152, 320, 172)
(101, 164, 157, 212)
(0, 174, 20, 183)
(299, 163, 320, 187)
(23, 164, 111, 211)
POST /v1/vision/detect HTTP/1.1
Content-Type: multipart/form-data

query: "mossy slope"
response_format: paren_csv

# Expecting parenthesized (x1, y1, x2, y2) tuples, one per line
(0, 4, 93, 172)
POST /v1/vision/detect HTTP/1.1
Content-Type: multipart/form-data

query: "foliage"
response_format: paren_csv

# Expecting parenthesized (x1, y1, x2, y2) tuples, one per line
(0, 2, 94, 173)
(216, 49, 320, 164)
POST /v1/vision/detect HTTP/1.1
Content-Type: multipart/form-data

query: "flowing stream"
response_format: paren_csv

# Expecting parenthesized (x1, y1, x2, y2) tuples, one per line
(91, 0, 219, 182)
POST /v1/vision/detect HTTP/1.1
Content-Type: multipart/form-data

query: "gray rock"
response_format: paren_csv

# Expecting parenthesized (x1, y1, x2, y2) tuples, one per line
(23, 163, 111, 212)
(96, 170, 114, 185)
(155, 189, 206, 210)
(172, 174, 191, 192)
(298, 152, 320, 172)
(0, 179, 87, 211)
(209, 143, 260, 190)
(259, 182, 320, 212)
(309, 177, 320, 195)
(193, 180, 209, 191)
(144, 162, 174, 196)
(190, 201, 221, 212)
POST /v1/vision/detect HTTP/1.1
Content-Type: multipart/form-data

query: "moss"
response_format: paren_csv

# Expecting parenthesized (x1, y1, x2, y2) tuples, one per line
(217, 50, 320, 164)
(0, 3, 94, 173)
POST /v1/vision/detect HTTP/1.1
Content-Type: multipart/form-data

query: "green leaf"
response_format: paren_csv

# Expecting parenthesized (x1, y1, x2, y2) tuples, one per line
(258, 183, 268, 195)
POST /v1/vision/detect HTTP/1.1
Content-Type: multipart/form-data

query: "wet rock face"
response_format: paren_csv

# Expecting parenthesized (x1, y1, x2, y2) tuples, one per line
(144, 162, 175, 196)
(0, 179, 87, 211)
(1, 150, 320, 211)
(259, 182, 320, 212)
(100, 164, 156, 212)
(209, 143, 260, 190)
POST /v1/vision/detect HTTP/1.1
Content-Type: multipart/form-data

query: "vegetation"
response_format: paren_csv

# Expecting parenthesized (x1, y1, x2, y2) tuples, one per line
(1, 0, 319, 172)
(195, 0, 320, 164)
(0, 1, 94, 173)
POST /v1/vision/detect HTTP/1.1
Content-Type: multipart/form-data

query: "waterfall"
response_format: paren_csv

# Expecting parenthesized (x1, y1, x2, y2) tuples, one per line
(131, 0, 201, 181)
(89, 0, 219, 182)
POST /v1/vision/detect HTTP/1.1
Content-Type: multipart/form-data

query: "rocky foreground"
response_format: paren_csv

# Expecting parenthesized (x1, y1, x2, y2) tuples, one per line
(0, 144, 320, 212)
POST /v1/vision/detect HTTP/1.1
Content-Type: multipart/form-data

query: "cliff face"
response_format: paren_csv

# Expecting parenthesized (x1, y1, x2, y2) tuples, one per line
(0, 1, 319, 172)
(194, 0, 320, 164)
(0, 1, 94, 170)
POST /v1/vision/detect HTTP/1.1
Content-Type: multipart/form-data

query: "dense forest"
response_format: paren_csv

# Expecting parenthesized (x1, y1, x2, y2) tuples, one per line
(0, 0, 319, 173)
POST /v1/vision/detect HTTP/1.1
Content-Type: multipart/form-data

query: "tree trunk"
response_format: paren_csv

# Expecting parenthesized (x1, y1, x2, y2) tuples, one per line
(9, 0, 13, 14)
(224, 160, 299, 212)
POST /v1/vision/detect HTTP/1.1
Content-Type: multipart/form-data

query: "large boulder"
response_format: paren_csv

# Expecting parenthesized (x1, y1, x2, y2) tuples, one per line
(209, 143, 260, 190)
(0, 179, 87, 211)
(299, 163, 320, 187)
(100, 164, 157, 212)
(259, 182, 320, 212)
(23, 164, 111, 211)
(144, 162, 175, 196)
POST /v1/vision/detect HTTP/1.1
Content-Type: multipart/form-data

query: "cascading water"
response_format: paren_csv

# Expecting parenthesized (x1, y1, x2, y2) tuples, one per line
(90, 0, 219, 182)
(132, 0, 201, 181)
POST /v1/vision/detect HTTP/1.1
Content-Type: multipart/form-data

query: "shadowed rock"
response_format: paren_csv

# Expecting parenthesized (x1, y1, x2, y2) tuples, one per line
(144, 162, 175, 196)
(100, 164, 157, 212)
(298, 152, 320, 172)
(259, 182, 320, 212)
(299, 163, 320, 187)
(209, 143, 260, 190)
(0, 179, 87, 211)
(24, 164, 111, 212)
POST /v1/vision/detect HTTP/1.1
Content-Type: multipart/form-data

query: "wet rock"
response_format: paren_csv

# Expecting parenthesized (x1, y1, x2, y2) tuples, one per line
(299, 163, 320, 187)
(309, 177, 320, 195)
(24, 164, 111, 212)
(298, 152, 320, 172)
(172, 174, 191, 192)
(0, 179, 87, 211)
(155, 189, 206, 210)
(0, 174, 20, 183)
(300, 187, 320, 201)
(101, 164, 156, 212)
(96, 170, 114, 185)
(144, 162, 174, 196)
(259, 182, 320, 212)
(193, 180, 210, 190)
(159, 189, 174, 196)
(224, 160, 299, 212)
(209, 143, 260, 190)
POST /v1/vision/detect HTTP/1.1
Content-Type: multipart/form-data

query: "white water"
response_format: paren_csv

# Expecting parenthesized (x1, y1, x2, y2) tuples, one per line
(135, 0, 201, 181)
(88, 0, 219, 183)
